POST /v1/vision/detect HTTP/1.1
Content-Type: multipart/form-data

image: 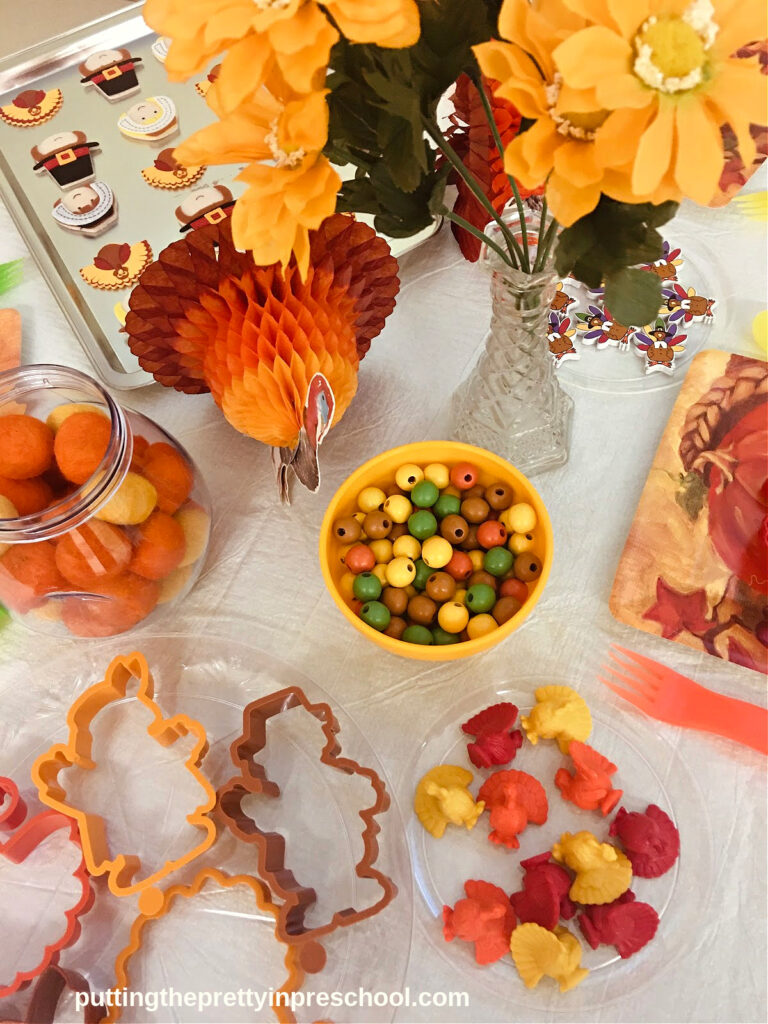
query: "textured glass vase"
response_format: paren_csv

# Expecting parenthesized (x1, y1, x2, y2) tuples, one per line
(451, 248, 574, 475)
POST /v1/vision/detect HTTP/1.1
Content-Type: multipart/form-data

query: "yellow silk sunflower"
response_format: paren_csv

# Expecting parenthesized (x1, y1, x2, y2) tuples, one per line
(556, 0, 768, 205)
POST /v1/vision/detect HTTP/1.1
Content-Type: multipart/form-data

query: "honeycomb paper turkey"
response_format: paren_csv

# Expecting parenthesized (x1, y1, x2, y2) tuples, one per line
(124, 214, 399, 499)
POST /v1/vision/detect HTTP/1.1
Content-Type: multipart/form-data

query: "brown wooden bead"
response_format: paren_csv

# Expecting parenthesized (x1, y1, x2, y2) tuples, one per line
(492, 595, 522, 624)
(464, 484, 486, 499)
(408, 594, 437, 625)
(514, 553, 542, 581)
(389, 522, 408, 540)
(384, 615, 407, 640)
(385, 483, 406, 497)
(381, 586, 408, 616)
(469, 569, 497, 590)
(459, 523, 480, 551)
(440, 514, 469, 545)
(485, 482, 514, 510)
(333, 516, 362, 543)
(425, 571, 456, 603)
(461, 496, 490, 524)
(363, 510, 393, 539)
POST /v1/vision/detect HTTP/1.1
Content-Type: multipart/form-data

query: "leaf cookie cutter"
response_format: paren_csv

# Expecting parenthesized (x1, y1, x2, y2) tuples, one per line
(0, 777, 93, 999)
(217, 686, 397, 943)
(104, 868, 327, 1024)
(30, 652, 216, 897)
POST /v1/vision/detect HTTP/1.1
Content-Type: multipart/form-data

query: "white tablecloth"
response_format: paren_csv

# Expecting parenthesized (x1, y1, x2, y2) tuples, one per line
(0, 170, 766, 1024)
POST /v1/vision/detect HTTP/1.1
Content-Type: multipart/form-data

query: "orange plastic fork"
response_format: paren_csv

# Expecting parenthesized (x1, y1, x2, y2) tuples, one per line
(599, 645, 768, 755)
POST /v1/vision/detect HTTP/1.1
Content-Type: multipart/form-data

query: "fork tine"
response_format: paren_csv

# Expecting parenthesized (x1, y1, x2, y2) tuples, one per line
(600, 664, 656, 699)
(597, 676, 652, 713)
(606, 650, 661, 693)
(611, 644, 691, 688)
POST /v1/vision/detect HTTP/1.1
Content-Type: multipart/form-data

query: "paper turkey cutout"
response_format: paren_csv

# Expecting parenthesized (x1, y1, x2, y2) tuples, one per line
(80, 241, 153, 291)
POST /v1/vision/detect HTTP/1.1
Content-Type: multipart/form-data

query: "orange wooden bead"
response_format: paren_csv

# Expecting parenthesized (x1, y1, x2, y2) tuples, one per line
(449, 462, 479, 491)
(345, 543, 376, 574)
(0, 415, 54, 479)
(500, 577, 529, 602)
(141, 442, 194, 515)
(445, 549, 473, 582)
(130, 510, 186, 580)
(54, 412, 112, 485)
(55, 520, 132, 587)
(477, 520, 508, 549)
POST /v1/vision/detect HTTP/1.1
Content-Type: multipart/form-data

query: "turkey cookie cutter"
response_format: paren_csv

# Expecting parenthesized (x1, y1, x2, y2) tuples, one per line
(30, 652, 216, 897)
(104, 868, 327, 1024)
(0, 777, 93, 999)
(217, 686, 397, 943)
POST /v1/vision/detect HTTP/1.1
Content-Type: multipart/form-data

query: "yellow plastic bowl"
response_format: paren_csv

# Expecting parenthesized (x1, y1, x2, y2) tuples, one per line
(319, 442, 553, 661)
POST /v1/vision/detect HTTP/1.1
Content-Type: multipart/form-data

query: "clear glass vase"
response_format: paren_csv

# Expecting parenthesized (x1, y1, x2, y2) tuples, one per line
(451, 224, 574, 476)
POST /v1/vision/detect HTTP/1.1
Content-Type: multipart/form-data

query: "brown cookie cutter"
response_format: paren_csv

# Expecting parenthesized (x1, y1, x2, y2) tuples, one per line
(1, 965, 101, 1024)
(217, 686, 397, 943)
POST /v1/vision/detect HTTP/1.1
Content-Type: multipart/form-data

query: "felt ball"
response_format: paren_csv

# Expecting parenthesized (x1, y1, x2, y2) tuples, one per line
(393, 534, 420, 560)
(449, 463, 479, 490)
(54, 412, 110, 485)
(55, 521, 132, 587)
(174, 504, 210, 567)
(394, 464, 424, 491)
(385, 555, 416, 587)
(60, 572, 159, 637)
(130, 510, 186, 580)
(157, 564, 193, 605)
(0, 495, 18, 557)
(437, 600, 469, 633)
(383, 494, 412, 523)
(95, 472, 157, 526)
(0, 475, 53, 516)
(141, 443, 194, 515)
(357, 486, 386, 513)
(467, 613, 498, 639)
(0, 540, 67, 613)
(0, 415, 54, 480)
(509, 532, 535, 554)
(46, 403, 105, 433)
(424, 463, 450, 489)
(421, 535, 453, 569)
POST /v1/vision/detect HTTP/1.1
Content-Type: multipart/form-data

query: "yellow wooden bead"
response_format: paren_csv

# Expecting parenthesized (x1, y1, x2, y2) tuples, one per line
(468, 549, 484, 571)
(394, 463, 424, 491)
(357, 486, 386, 513)
(506, 502, 537, 533)
(383, 494, 412, 523)
(424, 463, 450, 489)
(386, 556, 417, 587)
(467, 613, 498, 639)
(369, 539, 393, 564)
(509, 531, 535, 555)
(45, 402, 106, 433)
(372, 564, 389, 585)
(453, 588, 467, 606)
(94, 471, 157, 526)
(438, 600, 469, 633)
(339, 572, 356, 600)
(0, 495, 18, 556)
(338, 543, 354, 567)
(393, 534, 420, 560)
(421, 535, 453, 569)
(174, 504, 210, 567)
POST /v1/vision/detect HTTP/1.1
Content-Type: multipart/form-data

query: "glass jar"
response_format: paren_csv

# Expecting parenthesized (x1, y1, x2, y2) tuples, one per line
(0, 364, 211, 637)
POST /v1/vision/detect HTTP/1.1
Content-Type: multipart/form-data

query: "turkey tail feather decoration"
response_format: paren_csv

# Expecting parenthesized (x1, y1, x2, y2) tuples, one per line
(124, 214, 399, 501)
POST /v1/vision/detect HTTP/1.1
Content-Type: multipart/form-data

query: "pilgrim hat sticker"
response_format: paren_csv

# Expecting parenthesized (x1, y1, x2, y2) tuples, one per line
(175, 185, 236, 233)
(52, 182, 118, 238)
(118, 97, 178, 144)
(79, 48, 142, 102)
(31, 131, 100, 189)
(151, 36, 171, 63)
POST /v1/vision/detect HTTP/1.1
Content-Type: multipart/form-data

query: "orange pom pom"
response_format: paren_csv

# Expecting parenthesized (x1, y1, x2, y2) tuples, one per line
(141, 443, 193, 514)
(61, 572, 159, 637)
(129, 510, 185, 580)
(131, 434, 150, 471)
(0, 541, 67, 611)
(55, 520, 132, 588)
(0, 415, 54, 479)
(54, 412, 112, 485)
(0, 475, 53, 516)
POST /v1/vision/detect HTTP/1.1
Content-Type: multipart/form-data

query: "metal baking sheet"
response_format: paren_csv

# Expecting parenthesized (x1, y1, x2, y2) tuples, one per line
(0, 4, 440, 391)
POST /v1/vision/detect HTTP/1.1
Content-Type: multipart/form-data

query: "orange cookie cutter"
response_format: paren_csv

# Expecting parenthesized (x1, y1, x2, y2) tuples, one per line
(104, 868, 327, 1024)
(217, 686, 397, 943)
(30, 652, 216, 897)
(0, 777, 93, 999)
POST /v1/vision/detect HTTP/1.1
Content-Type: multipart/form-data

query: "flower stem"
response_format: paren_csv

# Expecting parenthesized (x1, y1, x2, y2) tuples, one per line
(470, 71, 531, 273)
(422, 116, 524, 270)
(534, 214, 559, 273)
(439, 207, 516, 269)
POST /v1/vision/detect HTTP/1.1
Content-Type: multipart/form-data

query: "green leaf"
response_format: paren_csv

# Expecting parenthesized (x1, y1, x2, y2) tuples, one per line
(604, 267, 662, 325)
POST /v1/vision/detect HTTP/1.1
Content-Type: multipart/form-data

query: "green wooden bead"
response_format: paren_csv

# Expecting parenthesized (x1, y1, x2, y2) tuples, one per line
(353, 571, 383, 602)
(410, 479, 439, 508)
(433, 494, 462, 519)
(483, 545, 514, 577)
(412, 558, 433, 591)
(408, 510, 438, 540)
(432, 625, 460, 645)
(402, 624, 434, 645)
(360, 600, 391, 631)
(465, 583, 496, 613)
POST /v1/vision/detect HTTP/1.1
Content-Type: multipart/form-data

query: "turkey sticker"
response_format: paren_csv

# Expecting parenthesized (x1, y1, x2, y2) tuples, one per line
(663, 283, 717, 324)
(547, 312, 579, 365)
(0, 88, 62, 128)
(633, 320, 687, 375)
(79, 240, 153, 291)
